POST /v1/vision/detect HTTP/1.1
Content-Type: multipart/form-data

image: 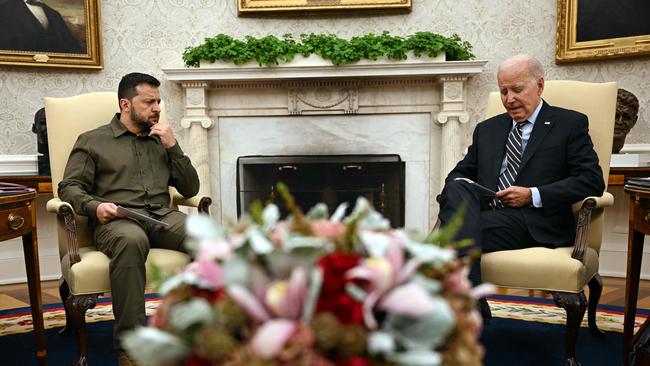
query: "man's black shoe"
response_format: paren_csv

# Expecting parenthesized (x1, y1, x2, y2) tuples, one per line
(478, 297, 492, 325)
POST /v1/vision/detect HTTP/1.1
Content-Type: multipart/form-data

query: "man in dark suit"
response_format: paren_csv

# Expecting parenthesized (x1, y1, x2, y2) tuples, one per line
(438, 54, 605, 322)
(0, 0, 82, 53)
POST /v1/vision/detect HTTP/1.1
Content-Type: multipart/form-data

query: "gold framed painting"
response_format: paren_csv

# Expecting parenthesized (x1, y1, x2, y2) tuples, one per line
(238, 0, 412, 15)
(556, 0, 650, 63)
(0, 0, 103, 69)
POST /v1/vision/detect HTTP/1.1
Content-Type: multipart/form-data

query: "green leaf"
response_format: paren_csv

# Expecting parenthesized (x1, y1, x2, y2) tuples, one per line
(182, 31, 474, 68)
(424, 202, 467, 246)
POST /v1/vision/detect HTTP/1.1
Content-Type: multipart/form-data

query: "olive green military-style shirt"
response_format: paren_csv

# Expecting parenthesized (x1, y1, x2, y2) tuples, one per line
(58, 114, 200, 220)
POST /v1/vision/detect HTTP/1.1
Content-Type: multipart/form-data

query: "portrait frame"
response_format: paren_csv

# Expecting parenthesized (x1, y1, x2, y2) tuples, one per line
(556, 0, 650, 63)
(237, 0, 411, 15)
(0, 0, 103, 69)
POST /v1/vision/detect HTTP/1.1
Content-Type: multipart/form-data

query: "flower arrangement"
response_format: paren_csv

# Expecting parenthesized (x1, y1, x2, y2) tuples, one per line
(122, 184, 490, 366)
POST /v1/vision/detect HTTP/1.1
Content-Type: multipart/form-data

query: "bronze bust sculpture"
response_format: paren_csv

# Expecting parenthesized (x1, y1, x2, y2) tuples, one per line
(613, 88, 640, 154)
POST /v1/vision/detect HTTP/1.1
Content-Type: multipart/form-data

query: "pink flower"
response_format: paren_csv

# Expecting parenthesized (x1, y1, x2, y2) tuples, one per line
(251, 319, 298, 360)
(227, 267, 310, 359)
(185, 255, 225, 289)
(311, 219, 346, 238)
(346, 231, 436, 328)
(269, 222, 290, 246)
(444, 267, 472, 294)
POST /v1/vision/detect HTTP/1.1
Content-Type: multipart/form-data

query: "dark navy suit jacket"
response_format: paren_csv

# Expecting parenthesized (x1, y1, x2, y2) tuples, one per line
(446, 100, 605, 246)
(0, 0, 82, 53)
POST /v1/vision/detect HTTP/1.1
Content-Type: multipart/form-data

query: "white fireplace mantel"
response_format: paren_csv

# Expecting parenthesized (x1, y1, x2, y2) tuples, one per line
(163, 59, 486, 231)
(164, 59, 487, 81)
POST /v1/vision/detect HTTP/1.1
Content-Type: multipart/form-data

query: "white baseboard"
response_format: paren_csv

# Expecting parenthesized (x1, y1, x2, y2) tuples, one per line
(620, 143, 650, 154)
(0, 254, 61, 285)
(0, 154, 39, 175)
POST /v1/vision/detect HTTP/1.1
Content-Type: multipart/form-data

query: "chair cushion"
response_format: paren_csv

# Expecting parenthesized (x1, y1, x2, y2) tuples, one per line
(61, 247, 191, 295)
(481, 246, 599, 293)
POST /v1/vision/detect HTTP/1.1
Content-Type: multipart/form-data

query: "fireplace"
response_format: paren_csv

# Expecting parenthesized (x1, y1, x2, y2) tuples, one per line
(237, 155, 405, 226)
(163, 58, 486, 232)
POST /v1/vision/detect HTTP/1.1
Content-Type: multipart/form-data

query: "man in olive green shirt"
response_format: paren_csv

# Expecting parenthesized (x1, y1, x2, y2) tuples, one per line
(58, 73, 199, 363)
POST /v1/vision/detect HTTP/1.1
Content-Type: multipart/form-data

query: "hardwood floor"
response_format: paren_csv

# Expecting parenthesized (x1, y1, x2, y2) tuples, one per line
(1, 276, 650, 311)
(0, 280, 62, 311)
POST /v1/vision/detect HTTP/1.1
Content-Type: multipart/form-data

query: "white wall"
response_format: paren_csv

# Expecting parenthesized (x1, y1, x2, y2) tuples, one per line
(0, 0, 649, 155)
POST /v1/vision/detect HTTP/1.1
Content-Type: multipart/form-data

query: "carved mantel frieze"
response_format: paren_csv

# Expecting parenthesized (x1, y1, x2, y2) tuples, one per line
(163, 60, 486, 226)
(288, 87, 359, 115)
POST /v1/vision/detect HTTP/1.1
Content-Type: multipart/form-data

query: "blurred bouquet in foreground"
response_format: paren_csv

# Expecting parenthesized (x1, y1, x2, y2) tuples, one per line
(123, 184, 491, 366)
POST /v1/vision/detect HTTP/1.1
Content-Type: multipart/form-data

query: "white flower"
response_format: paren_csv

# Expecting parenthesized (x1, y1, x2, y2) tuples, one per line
(121, 327, 189, 366)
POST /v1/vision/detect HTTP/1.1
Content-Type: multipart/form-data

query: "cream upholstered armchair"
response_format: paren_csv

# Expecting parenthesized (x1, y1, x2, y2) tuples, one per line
(481, 80, 617, 366)
(44, 92, 211, 366)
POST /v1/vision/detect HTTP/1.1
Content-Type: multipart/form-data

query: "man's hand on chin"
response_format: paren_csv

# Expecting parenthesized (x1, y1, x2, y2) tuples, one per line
(148, 123, 176, 148)
(496, 186, 532, 207)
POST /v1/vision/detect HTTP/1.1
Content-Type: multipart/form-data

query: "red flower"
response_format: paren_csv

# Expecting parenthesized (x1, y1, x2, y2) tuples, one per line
(193, 288, 225, 303)
(336, 356, 373, 366)
(316, 252, 364, 325)
(185, 355, 211, 366)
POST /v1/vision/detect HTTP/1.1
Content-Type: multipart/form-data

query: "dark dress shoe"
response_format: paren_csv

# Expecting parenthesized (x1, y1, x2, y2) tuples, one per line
(478, 297, 492, 325)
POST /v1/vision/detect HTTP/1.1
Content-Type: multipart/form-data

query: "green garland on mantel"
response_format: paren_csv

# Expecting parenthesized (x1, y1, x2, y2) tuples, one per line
(182, 31, 475, 68)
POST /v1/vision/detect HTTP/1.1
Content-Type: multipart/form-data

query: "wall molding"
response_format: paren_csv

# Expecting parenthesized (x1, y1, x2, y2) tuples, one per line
(0, 155, 39, 175)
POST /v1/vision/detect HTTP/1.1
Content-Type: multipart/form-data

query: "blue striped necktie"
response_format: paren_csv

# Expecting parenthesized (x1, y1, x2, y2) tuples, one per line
(494, 121, 527, 207)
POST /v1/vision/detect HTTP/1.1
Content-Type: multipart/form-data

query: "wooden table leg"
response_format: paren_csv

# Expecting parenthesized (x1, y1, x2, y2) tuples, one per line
(624, 227, 645, 365)
(22, 230, 46, 366)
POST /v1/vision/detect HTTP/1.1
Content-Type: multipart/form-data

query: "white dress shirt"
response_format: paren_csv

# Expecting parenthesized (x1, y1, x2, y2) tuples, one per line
(25, 0, 49, 29)
(499, 100, 544, 207)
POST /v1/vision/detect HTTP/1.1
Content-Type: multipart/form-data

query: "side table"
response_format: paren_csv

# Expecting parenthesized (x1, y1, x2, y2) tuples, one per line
(610, 167, 650, 187)
(0, 190, 46, 365)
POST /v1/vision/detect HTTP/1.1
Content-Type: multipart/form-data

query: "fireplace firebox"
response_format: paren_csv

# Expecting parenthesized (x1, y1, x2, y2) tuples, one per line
(237, 155, 405, 227)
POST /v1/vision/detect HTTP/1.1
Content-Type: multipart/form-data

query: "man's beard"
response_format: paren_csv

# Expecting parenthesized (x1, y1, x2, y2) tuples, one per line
(131, 109, 157, 133)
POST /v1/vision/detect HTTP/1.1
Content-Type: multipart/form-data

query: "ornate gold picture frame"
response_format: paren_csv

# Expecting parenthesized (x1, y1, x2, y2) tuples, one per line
(0, 0, 103, 69)
(556, 0, 650, 63)
(238, 0, 411, 15)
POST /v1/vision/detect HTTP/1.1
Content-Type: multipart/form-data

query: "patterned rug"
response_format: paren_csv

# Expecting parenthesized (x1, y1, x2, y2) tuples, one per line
(0, 295, 160, 337)
(0, 293, 646, 337)
(488, 294, 650, 333)
(1, 294, 645, 366)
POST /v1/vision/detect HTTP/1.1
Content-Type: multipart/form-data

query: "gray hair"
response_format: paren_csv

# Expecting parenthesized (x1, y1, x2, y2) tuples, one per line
(498, 54, 544, 81)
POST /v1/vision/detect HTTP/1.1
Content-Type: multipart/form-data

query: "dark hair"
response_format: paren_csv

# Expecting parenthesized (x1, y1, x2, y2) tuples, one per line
(117, 72, 160, 103)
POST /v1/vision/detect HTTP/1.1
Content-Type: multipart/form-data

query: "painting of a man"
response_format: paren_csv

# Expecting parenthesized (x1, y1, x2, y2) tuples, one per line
(0, 0, 85, 53)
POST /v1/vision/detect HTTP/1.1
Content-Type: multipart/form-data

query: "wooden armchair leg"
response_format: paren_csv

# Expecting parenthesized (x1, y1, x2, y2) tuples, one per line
(551, 291, 587, 366)
(68, 294, 98, 366)
(57, 278, 72, 336)
(587, 274, 604, 336)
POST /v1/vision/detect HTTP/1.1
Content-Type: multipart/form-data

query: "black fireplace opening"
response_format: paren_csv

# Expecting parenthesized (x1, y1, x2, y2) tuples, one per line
(236, 155, 405, 227)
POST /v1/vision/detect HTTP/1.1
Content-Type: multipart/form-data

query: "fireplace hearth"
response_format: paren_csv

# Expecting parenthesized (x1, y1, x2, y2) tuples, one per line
(237, 155, 405, 227)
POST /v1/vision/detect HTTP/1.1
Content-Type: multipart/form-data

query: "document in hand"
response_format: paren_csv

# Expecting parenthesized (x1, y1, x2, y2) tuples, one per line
(116, 205, 170, 227)
(454, 177, 496, 197)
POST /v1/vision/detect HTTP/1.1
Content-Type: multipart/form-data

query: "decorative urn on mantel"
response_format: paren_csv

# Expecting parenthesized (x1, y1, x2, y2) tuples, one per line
(162, 33, 486, 231)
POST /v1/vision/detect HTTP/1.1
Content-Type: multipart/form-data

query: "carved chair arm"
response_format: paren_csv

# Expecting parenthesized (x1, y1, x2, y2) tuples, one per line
(570, 192, 614, 262)
(572, 192, 614, 211)
(46, 198, 81, 266)
(171, 192, 212, 215)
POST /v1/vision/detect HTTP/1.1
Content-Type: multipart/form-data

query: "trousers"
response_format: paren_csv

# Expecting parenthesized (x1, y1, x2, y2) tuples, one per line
(438, 180, 557, 286)
(93, 209, 188, 349)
